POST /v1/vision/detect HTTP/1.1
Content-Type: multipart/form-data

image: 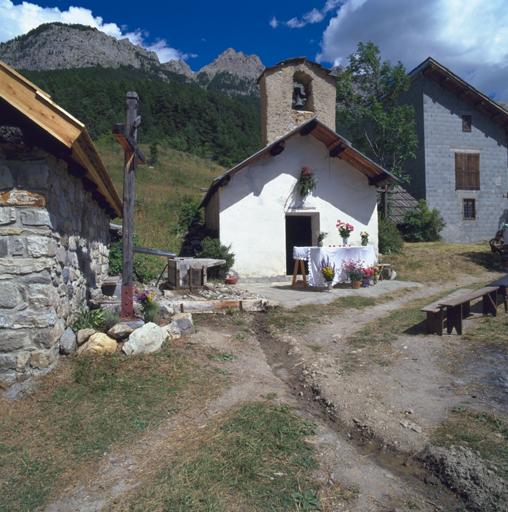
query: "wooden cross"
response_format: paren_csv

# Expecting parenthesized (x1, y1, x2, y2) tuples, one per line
(112, 92, 146, 319)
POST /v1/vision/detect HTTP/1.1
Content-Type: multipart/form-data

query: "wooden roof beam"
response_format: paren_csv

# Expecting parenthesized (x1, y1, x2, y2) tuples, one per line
(330, 144, 346, 158)
(270, 140, 286, 156)
(474, 101, 486, 111)
(369, 174, 389, 187)
(439, 77, 451, 87)
(300, 119, 318, 136)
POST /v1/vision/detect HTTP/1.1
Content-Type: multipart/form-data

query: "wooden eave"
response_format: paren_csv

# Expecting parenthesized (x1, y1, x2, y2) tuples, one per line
(200, 117, 397, 208)
(409, 57, 508, 133)
(0, 60, 122, 218)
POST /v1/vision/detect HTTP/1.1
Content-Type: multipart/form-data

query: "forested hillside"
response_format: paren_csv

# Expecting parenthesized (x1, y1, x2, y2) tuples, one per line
(20, 67, 262, 167)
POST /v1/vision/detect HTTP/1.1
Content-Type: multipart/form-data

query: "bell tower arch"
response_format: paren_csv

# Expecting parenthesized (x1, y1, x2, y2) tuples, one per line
(258, 57, 337, 147)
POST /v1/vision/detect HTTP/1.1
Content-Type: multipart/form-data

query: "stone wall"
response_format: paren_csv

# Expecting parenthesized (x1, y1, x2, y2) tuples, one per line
(0, 145, 110, 382)
(259, 60, 337, 146)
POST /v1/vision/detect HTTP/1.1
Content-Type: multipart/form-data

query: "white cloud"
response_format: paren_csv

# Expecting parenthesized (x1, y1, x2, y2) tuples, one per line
(269, 16, 279, 29)
(0, 0, 190, 63)
(316, 0, 508, 101)
(276, 3, 336, 29)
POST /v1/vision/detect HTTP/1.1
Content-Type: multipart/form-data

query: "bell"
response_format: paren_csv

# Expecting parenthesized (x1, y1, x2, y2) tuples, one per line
(293, 96, 305, 110)
(293, 82, 306, 110)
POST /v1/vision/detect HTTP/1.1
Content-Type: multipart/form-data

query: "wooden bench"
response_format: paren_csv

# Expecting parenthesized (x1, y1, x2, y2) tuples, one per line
(439, 286, 500, 335)
(486, 274, 508, 313)
(421, 289, 473, 336)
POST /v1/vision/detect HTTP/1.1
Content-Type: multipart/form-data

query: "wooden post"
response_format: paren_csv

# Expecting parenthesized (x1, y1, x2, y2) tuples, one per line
(113, 92, 145, 320)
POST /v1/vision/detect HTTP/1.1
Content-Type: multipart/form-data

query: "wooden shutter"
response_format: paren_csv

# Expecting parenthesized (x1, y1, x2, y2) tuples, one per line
(455, 153, 480, 190)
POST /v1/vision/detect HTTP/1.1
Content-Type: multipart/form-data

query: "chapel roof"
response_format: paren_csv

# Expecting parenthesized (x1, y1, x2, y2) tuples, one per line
(408, 57, 508, 135)
(200, 116, 397, 208)
(0, 60, 122, 218)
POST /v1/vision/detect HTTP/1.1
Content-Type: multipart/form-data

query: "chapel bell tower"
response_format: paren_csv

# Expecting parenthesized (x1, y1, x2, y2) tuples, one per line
(257, 57, 338, 147)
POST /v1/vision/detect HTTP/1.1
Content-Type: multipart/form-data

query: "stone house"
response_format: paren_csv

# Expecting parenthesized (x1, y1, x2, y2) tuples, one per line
(399, 57, 508, 243)
(201, 57, 396, 278)
(0, 61, 122, 382)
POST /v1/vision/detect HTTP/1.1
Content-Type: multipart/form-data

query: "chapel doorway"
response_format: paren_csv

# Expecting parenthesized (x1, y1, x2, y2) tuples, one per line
(285, 215, 312, 275)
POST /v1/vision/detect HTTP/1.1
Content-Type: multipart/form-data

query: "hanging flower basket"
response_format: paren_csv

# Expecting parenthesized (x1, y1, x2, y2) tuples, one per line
(298, 165, 317, 197)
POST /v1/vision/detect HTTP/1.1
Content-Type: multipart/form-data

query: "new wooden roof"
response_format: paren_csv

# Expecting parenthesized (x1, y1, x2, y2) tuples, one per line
(0, 60, 122, 218)
(200, 117, 397, 208)
(409, 57, 508, 137)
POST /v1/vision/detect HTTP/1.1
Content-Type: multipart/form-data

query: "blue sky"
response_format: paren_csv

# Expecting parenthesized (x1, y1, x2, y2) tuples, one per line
(1, 0, 508, 101)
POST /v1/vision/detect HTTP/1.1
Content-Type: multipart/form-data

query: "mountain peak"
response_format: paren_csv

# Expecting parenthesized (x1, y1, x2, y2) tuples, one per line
(199, 48, 264, 81)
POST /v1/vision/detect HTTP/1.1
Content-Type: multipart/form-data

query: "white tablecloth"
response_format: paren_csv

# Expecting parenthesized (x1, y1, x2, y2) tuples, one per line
(293, 246, 377, 287)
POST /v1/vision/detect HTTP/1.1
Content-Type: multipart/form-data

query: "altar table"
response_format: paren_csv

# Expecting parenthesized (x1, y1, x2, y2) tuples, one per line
(292, 246, 377, 288)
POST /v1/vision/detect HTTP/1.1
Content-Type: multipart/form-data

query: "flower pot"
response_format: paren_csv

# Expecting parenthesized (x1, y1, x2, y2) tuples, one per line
(326, 281, 333, 292)
(361, 242, 368, 246)
(362, 278, 369, 288)
(225, 278, 238, 285)
(342, 238, 349, 246)
(317, 241, 323, 247)
(351, 281, 361, 289)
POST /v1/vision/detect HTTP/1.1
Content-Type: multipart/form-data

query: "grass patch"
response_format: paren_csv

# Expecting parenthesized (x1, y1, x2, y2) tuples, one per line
(124, 401, 323, 511)
(433, 408, 508, 479)
(0, 343, 227, 511)
(266, 295, 378, 333)
(97, 142, 225, 256)
(381, 241, 505, 284)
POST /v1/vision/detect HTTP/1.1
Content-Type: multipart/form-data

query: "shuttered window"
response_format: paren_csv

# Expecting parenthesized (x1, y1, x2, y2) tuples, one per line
(455, 153, 480, 190)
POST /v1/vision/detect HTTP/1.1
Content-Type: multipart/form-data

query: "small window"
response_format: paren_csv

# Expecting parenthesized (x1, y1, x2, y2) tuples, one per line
(463, 199, 476, 219)
(462, 115, 472, 132)
(455, 153, 480, 190)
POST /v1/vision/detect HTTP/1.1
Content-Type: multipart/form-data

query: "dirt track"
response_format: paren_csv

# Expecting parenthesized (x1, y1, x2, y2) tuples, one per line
(44, 274, 508, 511)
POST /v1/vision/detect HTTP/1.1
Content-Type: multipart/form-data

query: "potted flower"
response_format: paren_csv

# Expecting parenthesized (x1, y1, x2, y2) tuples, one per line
(337, 220, 354, 245)
(134, 289, 159, 322)
(319, 257, 335, 292)
(361, 266, 375, 287)
(298, 165, 317, 197)
(341, 259, 364, 289)
(371, 264, 381, 285)
(316, 231, 328, 247)
(360, 231, 369, 246)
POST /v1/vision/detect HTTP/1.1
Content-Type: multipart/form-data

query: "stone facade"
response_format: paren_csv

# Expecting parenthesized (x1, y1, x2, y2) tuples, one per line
(259, 59, 337, 146)
(400, 75, 508, 243)
(0, 145, 110, 382)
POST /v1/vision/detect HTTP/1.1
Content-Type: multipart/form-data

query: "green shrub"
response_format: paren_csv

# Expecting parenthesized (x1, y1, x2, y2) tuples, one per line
(108, 241, 122, 276)
(108, 236, 164, 283)
(172, 196, 204, 235)
(378, 216, 404, 254)
(401, 199, 446, 242)
(71, 305, 106, 331)
(197, 237, 235, 277)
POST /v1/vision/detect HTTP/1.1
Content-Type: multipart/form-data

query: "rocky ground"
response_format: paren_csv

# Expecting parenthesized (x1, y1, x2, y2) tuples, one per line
(33, 273, 508, 510)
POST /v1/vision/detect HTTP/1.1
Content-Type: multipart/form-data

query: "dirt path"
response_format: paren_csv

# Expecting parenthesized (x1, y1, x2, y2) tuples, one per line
(44, 273, 508, 511)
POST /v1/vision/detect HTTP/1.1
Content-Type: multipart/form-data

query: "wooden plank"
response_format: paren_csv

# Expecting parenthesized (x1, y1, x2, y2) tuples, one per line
(440, 286, 500, 307)
(0, 63, 82, 148)
(175, 299, 265, 313)
(421, 289, 473, 312)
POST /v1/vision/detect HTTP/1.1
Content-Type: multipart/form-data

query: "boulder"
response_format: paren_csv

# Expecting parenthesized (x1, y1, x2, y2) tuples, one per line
(60, 328, 77, 355)
(123, 322, 166, 356)
(161, 322, 181, 340)
(171, 313, 195, 336)
(107, 322, 134, 340)
(76, 328, 96, 345)
(77, 333, 117, 357)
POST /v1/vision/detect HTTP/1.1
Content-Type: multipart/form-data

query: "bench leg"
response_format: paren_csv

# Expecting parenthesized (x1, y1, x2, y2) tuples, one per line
(483, 290, 498, 317)
(426, 311, 444, 335)
(447, 304, 463, 335)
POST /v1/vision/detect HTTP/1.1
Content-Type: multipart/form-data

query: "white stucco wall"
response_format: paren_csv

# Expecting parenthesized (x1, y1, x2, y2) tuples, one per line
(211, 136, 378, 278)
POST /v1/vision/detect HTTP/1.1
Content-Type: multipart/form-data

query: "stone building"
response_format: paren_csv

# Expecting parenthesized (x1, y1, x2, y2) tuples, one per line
(0, 61, 122, 382)
(201, 58, 396, 277)
(399, 57, 508, 243)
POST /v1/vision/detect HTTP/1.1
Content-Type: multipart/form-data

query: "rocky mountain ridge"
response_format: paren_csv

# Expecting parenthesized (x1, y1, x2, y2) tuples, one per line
(0, 23, 265, 96)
